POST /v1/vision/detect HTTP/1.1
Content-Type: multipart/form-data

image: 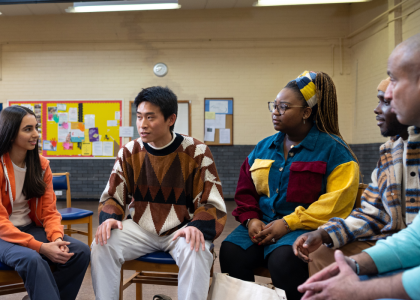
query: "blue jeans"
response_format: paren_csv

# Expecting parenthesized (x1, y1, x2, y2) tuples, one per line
(0, 223, 90, 300)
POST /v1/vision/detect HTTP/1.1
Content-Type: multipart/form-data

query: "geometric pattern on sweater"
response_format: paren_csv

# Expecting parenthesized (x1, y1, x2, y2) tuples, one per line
(99, 133, 227, 241)
(321, 126, 420, 248)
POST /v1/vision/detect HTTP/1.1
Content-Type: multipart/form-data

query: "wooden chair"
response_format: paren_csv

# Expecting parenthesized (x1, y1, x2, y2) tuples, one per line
(53, 172, 94, 246)
(0, 262, 26, 296)
(253, 183, 369, 279)
(120, 247, 215, 300)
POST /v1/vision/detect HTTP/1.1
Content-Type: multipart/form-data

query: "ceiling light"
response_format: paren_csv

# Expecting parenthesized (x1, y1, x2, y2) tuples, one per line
(66, 0, 181, 13)
(254, 0, 370, 6)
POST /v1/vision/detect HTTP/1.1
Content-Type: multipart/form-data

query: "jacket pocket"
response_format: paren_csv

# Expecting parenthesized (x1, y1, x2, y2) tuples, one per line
(249, 159, 275, 197)
(286, 161, 327, 204)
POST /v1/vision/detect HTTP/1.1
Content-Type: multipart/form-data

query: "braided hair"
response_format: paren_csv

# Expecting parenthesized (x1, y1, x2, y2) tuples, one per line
(285, 72, 359, 165)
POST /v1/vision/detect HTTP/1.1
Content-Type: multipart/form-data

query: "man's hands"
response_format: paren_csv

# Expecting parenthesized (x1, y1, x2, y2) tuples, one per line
(248, 219, 265, 244)
(40, 240, 74, 264)
(253, 219, 288, 246)
(95, 218, 123, 246)
(298, 250, 360, 300)
(54, 237, 69, 253)
(293, 229, 332, 262)
(172, 226, 205, 252)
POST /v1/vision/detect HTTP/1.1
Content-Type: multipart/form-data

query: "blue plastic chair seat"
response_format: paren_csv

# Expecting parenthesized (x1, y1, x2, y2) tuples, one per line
(136, 251, 176, 265)
(58, 208, 93, 220)
(0, 261, 13, 271)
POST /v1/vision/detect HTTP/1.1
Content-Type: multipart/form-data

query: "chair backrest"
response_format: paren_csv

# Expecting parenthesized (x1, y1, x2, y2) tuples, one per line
(355, 183, 368, 208)
(52, 172, 71, 208)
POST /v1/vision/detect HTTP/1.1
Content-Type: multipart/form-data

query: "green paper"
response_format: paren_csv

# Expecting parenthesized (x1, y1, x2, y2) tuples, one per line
(53, 114, 59, 123)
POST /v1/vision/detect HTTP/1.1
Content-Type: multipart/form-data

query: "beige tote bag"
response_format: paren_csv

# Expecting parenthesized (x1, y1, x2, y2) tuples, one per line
(207, 273, 287, 300)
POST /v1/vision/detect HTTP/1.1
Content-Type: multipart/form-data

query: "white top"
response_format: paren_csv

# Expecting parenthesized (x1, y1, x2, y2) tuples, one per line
(402, 139, 408, 224)
(147, 132, 176, 150)
(9, 162, 32, 227)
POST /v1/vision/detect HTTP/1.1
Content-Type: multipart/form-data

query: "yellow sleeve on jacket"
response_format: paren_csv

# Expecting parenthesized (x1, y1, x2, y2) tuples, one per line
(283, 161, 359, 231)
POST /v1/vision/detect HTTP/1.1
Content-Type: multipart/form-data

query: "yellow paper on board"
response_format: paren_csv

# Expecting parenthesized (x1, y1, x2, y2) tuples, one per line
(82, 142, 92, 156)
(84, 130, 89, 141)
(71, 122, 79, 130)
(205, 112, 216, 120)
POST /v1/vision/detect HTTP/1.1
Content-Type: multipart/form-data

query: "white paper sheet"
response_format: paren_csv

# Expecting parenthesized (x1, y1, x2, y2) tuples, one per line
(85, 114, 95, 129)
(21, 104, 34, 111)
(69, 107, 78, 122)
(107, 120, 118, 127)
(205, 119, 215, 128)
(115, 111, 120, 120)
(209, 101, 229, 114)
(103, 142, 114, 156)
(219, 128, 231, 144)
(58, 128, 70, 142)
(57, 103, 67, 111)
(204, 127, 215, 142)
(214, 114, 226, 129)
(58, 113, 68, 125)
(119, 126, 134, 137)
(92, 141, 103, 156)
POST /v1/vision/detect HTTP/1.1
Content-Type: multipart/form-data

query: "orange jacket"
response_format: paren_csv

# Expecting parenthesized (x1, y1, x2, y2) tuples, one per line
(0, 153, 63, 252)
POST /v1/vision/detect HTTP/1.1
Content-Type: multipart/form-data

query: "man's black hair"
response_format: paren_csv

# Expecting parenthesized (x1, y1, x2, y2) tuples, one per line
(134, 86, 178, 132)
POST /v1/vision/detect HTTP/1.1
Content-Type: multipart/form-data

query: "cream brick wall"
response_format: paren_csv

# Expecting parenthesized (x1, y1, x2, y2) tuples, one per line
(0, 5, 353, 145)
(0, 2, 419, 146)
(349, 0, 420, 144)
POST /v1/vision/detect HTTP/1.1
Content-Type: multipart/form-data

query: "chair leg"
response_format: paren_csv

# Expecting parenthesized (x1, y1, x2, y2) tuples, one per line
(135, 282, 142, 300)
(67, 224, 72, 237)
(119, 268, 124, 300)
(88, 215, 93, 247)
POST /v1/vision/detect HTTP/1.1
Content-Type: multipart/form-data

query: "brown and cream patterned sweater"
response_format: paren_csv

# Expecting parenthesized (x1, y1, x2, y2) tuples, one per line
(99, 133, 227, 241)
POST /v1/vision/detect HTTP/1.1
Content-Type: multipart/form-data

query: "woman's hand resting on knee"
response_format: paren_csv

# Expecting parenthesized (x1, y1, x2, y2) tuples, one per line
(247, 219, 265, 244)
(253, 220, 288, 246)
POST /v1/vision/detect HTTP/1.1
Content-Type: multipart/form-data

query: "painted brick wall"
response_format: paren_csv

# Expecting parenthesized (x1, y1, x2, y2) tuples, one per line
(53, 142, 382, 200)
(50, 159, 114, 200)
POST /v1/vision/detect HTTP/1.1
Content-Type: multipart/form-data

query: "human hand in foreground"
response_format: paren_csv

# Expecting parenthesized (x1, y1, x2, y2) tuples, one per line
(247, 218, 266, 244)
(95, 218, 123, 246)
(293, 229, 332, 263)
(40, 240, 74, 264)
(54, 237, 69, 253)
(172, 226, 206, 252)
(298, 250, 359, 300)
(253, 219, 288, 246)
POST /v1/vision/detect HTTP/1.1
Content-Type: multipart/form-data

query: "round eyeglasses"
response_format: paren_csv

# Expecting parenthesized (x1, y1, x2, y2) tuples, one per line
(268, 102, 305, 115)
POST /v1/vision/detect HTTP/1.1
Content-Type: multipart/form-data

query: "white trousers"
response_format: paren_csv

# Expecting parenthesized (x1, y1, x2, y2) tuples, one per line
(91, 219, 213, 300)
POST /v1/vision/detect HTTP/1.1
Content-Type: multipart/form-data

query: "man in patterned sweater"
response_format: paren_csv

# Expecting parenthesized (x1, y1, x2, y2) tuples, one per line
(292, 77, 416, 275)
(91, 86, 227, 300)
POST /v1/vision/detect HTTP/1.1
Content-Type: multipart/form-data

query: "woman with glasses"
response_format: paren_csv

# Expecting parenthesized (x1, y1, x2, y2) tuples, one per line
(219, 71, 359, 300)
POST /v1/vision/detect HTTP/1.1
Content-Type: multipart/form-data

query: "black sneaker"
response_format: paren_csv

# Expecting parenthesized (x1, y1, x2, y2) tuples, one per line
(153, 295, 172, 300)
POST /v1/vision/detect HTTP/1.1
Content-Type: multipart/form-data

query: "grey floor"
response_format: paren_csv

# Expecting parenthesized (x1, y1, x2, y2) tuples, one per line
(1, 201, 270, 300)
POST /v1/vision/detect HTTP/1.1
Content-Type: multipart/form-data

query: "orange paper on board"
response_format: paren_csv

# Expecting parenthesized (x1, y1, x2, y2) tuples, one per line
(78, 123, 85, 131)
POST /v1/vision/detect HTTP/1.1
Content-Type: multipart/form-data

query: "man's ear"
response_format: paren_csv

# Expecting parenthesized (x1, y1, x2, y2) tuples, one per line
(168, 114, 177, 127)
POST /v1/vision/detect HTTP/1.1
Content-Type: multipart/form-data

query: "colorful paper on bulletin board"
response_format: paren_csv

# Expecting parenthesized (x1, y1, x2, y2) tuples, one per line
(34, 100, 122, 157)
(89, 128, 99, 142)
(205, 100, 233, 114)
(70, 129, 84, 142)
(205, 112, 216, 119)
(82, 142, 92, 156)
(63, 142, 73, 150)
(43, 140, 56, 151)
(57, 104, 66, 111)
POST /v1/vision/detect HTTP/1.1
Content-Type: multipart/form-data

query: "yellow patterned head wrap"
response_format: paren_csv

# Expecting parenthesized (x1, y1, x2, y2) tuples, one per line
(294, 70, 317, 108)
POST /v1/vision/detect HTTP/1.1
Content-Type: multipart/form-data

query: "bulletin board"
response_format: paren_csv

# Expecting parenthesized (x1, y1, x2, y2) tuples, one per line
(8, 100, 122, 158)
(204, 98, 233, 146)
